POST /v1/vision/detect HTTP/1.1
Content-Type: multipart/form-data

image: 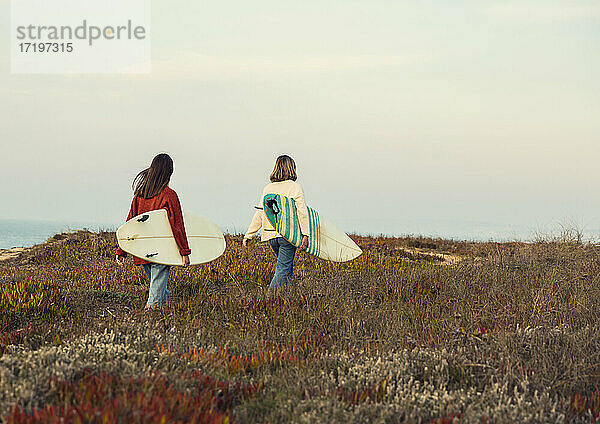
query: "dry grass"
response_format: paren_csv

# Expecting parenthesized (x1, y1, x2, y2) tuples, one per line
(1, 230, 600, 422)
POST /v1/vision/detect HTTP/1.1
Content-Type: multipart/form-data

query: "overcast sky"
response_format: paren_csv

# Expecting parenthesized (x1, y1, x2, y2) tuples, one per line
(1, 0, 599, 239)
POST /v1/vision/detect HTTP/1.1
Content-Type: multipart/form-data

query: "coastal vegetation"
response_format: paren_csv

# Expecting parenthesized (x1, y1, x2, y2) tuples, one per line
(1, 230, 599, 422)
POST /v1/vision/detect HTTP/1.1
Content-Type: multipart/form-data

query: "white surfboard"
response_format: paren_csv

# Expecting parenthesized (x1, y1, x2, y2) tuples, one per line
(318, 215, 363, 262)
(116, 209, 225, 265)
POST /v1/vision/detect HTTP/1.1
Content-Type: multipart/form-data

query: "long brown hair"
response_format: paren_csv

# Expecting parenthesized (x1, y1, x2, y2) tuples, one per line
(270, 155, 297, 182)
(133, 153, 174, 199)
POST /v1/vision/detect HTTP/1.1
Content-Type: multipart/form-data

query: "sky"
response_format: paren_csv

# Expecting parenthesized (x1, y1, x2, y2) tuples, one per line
(1, 0, 600, 240)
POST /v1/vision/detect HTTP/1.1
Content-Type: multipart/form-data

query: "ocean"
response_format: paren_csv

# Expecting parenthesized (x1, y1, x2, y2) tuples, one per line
(0, 219, 118, 250)
(1, 218, 597, 250)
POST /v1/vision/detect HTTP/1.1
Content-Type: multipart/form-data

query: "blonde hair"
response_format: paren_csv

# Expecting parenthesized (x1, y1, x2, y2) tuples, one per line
(270, 155, 297, 182)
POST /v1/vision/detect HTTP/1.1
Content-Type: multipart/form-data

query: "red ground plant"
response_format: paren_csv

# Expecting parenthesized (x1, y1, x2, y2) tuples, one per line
(5, 368, 261, 424)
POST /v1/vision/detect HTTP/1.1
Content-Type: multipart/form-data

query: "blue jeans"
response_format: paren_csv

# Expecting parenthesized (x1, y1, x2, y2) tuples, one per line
(142, 263, 171, 308)
(269, 237, 297, 288)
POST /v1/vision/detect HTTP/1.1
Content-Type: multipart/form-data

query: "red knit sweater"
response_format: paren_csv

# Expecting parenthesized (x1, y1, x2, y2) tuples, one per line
(116, 186, 191, 265)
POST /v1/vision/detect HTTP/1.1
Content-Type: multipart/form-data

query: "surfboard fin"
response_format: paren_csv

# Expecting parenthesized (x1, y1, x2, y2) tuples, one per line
(265, 197, 280, 224)
(137, 215, 150, 222)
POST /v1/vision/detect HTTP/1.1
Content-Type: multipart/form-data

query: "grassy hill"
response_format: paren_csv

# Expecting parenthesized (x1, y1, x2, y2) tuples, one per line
(1, 231, 599, 423)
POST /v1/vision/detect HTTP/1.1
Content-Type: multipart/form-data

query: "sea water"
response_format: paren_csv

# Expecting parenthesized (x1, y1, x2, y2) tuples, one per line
(0, 219, 118, 250)
(1, 218, 597, 250)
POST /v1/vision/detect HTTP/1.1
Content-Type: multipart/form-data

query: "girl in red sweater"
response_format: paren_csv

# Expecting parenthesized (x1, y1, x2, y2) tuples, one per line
(116, 153, 191, 308)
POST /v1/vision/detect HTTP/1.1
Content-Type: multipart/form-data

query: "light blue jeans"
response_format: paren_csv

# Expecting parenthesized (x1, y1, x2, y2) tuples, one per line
(269, 237, 297, 288)
(142, 263, 171, 308)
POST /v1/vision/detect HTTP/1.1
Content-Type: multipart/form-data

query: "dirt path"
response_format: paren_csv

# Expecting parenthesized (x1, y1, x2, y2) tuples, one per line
(399, 247, 463, 265)
(0, 248, 28, 262)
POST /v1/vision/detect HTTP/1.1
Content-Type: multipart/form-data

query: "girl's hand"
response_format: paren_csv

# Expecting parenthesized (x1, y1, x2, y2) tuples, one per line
(242, 238, 250, 248)
(182, 255, 190, 267)
(299, 235, 309, 251)
(115, 255, 124, 266)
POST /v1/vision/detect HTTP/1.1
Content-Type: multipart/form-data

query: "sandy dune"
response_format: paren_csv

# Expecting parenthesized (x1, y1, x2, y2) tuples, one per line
(0, 247, 27, 262)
